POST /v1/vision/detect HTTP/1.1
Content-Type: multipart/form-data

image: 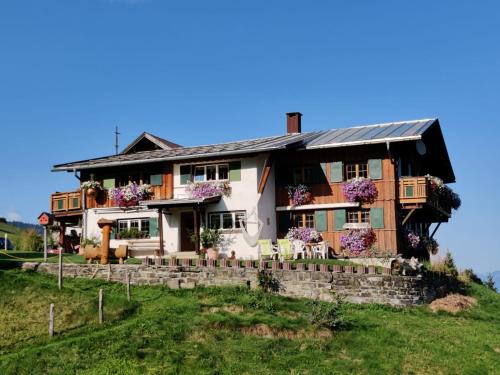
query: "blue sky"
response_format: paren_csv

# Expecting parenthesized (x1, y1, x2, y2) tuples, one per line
(0, 0, 499, 273)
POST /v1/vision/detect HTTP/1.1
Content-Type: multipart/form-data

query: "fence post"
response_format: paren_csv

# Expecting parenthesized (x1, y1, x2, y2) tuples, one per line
(99, 288, 104, 324)
(49, 303, 54, 337)
(43, 226, 48, 262)
(126, 272, 131, 302)
(58, 248, 63, 290)
(4, 233, 7, 251)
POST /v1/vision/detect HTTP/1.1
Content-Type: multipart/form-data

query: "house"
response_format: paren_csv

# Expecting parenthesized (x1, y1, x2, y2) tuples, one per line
(50, 113, 457, 260)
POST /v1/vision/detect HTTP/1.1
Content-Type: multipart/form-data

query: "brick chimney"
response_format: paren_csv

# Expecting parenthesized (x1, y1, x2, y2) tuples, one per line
(286, 112, 302, 134)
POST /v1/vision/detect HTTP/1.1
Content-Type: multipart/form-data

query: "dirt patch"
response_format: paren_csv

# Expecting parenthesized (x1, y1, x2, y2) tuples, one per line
(239, 323, 332, 339)
(204, 305, 245, 314)
(429, 294, 477, 314)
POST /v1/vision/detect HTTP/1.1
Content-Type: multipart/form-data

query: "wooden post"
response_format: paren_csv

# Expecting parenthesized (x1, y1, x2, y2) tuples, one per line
(126, 272, 131, 302)
(4, 233, 7, 251)
(58, 247, 63, 290)
(43, 226, 48, 262)
(98, 288, 103, 324)
(193, 206, 200, 254)
(97, 219, 115, 265)
(49, 303, 54, 337)
(158, 208, 164, 257)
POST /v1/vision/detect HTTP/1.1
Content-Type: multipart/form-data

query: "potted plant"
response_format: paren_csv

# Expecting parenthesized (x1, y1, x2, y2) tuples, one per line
(185, 181, 231, 199)
(340, 228, 377, 257)
(286, 184, 311, 206)
(342, 177, 378, 204)
(194, 227, 223, 260)
(109, 183, 151, 207)
(81, 180, 102, 198)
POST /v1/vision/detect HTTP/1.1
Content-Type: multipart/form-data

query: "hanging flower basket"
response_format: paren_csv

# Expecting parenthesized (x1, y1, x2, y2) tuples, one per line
(404, 229, 421, 249)
(185, 181, 231, 199)
(109, 183, 151, 207)
(340, 228, 376, 257)
(342, 178, 378, 204)
(81, 181, 102, 197)
(286, 184, 311, 206)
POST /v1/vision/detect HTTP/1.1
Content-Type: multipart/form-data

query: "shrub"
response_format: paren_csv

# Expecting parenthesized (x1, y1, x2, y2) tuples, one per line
(308, 297, 348, 331)
(257, 270, 282, 294)
(13, 229, 43, 251)
(485, 274, 497, 292)
(460, 269, 483, 285)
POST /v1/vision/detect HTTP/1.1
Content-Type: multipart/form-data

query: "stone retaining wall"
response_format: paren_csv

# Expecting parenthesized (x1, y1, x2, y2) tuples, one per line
(34, 263, 458, 307)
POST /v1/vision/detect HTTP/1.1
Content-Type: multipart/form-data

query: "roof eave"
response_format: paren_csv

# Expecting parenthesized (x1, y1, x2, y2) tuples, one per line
(305, 135, 422, 150)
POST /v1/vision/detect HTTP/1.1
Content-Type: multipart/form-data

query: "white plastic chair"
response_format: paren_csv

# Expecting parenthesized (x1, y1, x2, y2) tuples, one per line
(292, 240, 306, 260)
(311, 241, 328, 259)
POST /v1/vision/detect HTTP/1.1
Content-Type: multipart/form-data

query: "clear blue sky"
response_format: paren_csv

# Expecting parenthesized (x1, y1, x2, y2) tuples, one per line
(1, 0, 499, 273)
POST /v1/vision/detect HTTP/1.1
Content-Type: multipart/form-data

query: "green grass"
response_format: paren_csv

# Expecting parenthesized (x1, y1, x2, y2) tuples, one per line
(0, 269, 499, 374)
(0, 222, 23, 246)
(0, 251, 143, 266)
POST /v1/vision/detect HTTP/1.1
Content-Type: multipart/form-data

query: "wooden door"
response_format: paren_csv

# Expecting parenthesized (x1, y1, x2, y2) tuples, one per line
(180, 211, 195, 251)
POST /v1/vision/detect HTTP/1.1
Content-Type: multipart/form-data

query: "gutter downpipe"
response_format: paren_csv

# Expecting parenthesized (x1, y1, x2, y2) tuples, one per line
(73, 168, 87, 240)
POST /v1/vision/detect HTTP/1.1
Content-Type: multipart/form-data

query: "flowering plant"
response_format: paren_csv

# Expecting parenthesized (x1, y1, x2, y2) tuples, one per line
(340, 228, 376, 256)
(420, 236, 439, 255)
(427, 175, 461, 211)
(285, 227, 321, 243)
(81, 180, 102, 190)
(404, 229, 420, 249)
(342, 178, 378, 203)
(109, 183, 151, 207)
(185, 181, 231, 199)
(286, 184, 310, 206)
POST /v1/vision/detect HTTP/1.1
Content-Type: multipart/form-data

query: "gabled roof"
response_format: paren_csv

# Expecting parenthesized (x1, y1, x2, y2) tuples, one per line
(52, 118, 453, 182)
(121, 132, 181, 154)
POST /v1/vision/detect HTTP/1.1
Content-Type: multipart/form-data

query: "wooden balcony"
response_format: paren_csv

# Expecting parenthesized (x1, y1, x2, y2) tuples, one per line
(51, 191, 83, 216)
(398, 177, 451, 218)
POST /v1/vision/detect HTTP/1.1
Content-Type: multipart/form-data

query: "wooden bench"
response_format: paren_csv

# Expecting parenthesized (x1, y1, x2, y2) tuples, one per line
(126, 239, 167, 258)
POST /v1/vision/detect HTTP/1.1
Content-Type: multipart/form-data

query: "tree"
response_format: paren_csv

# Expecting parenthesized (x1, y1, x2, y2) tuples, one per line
(485, 273, 497, 292)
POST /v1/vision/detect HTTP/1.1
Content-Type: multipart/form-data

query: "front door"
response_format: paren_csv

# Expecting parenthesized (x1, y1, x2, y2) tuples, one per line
(180, 211, 195, 251)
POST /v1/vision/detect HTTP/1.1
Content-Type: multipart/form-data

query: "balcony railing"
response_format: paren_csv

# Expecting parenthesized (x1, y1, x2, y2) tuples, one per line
(51, 191, 82, 215)
(398, 177, 429, 205)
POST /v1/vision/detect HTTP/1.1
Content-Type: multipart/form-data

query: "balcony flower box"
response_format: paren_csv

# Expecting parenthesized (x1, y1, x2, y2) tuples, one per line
(342, 177, 378, 204)
(109, 183, 151, 207)
(286, 184, 311, 206)
(186, 181, 231, 199)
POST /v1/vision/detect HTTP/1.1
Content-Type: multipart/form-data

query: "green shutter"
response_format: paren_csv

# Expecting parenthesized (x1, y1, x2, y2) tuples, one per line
(315, 210, 328, 232)
(149, 217, 159, 237)
(110, 230, 115, 240)
(370, 207, 384, 229)
(330, 162, 344, 182)
(278, 212, 291, 233)
(229, 161, 241, 181)
(312, 163, 327, 184)
(103, 178, 115, 190)
(334, 209, 346, 231)
(72, 197, 79, 208)
(150, 174, 163, 186)
(405, 185, 414, 198)
(180, 165, 192, 185)
(368, 159, 383, 180)
(57, 199, 64, 210)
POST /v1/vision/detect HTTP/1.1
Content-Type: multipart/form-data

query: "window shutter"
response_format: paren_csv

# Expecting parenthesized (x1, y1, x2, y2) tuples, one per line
(315, 210, 328, 232)
(180, 165, 192, 185)
(278, 212, 291, 233)
(103, 178, 115, 190)
(330, 162, 343, 183)
(370, 207, 384, 229)
(312, 163, 327, 184)
(150, 174, 163, 186)
(57, 200, 64, 210)
(149, 217, 159, 237)
(333, 209, 346, 231)
(368, 159, 383, 180)
(72, 197, 79, 209)
(229, 161, 241, 181)
(110, 229, 115, 240)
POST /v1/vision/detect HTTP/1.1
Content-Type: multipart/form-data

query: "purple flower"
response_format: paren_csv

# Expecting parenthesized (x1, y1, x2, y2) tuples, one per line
(404, 230, 420, 249)
(286, 227, 321, 243)
(342, 178, 378, 203)
(340, 228, 376, 256)
(286, 184, 310, 206)
(186, 182, 231, 199)
(110, 183, 151, 207)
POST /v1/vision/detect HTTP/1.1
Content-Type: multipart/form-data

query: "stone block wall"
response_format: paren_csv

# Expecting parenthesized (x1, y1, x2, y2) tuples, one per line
(34, 263, 457, 307)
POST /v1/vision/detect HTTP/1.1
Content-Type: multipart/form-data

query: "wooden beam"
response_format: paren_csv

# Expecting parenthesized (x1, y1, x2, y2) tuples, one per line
(430, 222, 442, 239)
(257, 157, 273, 194)
(193, 207, 200, 254)
(401, 208, 416, 226)
(158, 208, 164, 256)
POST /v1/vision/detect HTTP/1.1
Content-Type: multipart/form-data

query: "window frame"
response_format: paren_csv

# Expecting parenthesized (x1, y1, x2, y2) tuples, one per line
(345, 162, 369, 180)
(292, 211, 315, 229)
(346, 209, 370, 224)
(191, 163, 230, 183)
(208, 211, 246, 230)
(116, 218, 151, 237)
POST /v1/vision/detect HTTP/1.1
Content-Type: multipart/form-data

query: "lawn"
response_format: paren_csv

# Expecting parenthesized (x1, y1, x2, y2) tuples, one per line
(0, 269, 499, 374)
(0, 251, 142, 267)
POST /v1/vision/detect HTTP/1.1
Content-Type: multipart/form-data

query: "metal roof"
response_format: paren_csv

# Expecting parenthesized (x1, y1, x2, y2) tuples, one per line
(305, 119, 436, 149)
(52, 119, 438, 171)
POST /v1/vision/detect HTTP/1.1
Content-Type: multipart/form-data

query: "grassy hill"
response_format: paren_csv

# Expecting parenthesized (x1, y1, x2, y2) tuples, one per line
(0, 221, 24, 246)
(0, 270, 499, 374)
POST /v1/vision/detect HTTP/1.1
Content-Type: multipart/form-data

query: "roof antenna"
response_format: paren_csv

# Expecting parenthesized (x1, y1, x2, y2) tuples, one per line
(114, 126, 120, 155)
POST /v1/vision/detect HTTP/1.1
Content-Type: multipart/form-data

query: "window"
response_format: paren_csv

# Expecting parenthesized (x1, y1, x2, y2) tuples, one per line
(292, 212, 315, 229)
(292, 166, 315, 184)
(345, 162, 368, 180)
(194, 166, 205, 182)
(346, 210, 370, 224)
(117, 174, 150, 187)
(191, 164, 230, 182)
(116, 218, 151, 237)
(208, 211, 246, 230)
